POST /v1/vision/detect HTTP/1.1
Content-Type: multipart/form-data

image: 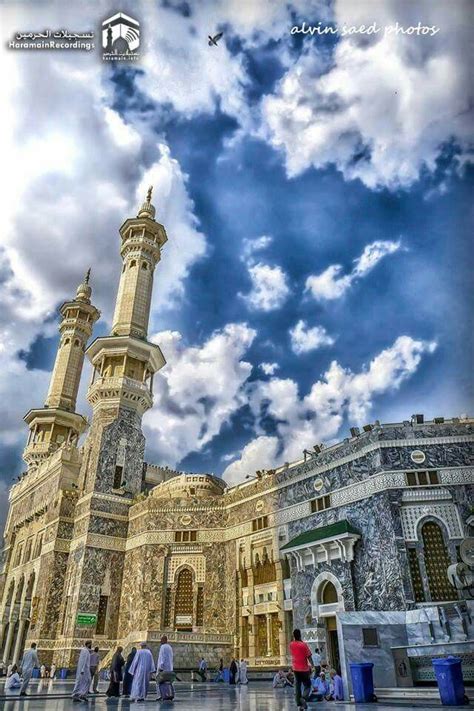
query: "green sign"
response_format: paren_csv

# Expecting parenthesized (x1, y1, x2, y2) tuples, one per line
(76, 613, 97, 627)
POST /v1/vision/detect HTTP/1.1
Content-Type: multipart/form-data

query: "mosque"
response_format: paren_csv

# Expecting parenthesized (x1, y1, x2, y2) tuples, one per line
(0, 191, 472, 695)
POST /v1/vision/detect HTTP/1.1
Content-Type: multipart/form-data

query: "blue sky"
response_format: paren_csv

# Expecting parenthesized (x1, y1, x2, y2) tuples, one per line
(0, 0, 472, 517)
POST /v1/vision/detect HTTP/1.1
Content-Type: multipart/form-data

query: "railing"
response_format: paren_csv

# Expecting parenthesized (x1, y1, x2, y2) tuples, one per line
(90, 376, 151, 393)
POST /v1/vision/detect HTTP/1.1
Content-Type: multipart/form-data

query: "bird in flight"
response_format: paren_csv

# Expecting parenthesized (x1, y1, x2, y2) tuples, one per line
(208, 32, 223, 46)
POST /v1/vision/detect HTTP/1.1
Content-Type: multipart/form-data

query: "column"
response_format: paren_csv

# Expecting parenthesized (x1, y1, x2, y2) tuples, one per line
(247, 568, 256, 662)
(266, 613, 272, 656)
(275, 559, 288, 665)
(2, 620, 16, 666)
(11, 619, 26, 664)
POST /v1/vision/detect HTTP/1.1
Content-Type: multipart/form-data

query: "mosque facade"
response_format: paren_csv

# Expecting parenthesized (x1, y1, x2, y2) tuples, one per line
(0, 193, 473, 693)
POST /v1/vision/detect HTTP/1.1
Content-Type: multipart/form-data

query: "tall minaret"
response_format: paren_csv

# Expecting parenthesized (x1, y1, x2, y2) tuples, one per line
(58, 190, 167, 656)
(82, 187, 166, 494)
(23, 272, 100, 468)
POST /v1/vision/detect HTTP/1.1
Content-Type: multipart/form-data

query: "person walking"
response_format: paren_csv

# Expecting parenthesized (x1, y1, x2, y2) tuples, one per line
(122, 646, 137, 697)
(289, 629, 312, 710)
(229, 658, 238, 685)
(89, 646, 100, 693)
(156, 635, 175, 701)
(128, 642, 155, 702)
(106, 646, 125, 697)
(239, 658, 248, 685)
(197, 656, 207, 681)
(72, 640, 92, 702)
(19, 642, 40, 697)
(50, 663, 56, 680)
(311, 647, 321, 676)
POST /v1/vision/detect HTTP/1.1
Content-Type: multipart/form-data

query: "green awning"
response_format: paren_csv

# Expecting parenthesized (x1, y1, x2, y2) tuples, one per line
(281, 519, 360, 551)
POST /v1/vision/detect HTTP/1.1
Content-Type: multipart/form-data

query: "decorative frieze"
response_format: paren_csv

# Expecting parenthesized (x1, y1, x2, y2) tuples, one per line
(401, 503, 463, 541)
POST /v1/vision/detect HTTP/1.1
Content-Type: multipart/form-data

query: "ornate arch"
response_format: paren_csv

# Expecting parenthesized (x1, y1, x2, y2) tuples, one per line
(415, 513, 451, 543)
(173, 562, 196, 583)
(310, 571, 345, 619)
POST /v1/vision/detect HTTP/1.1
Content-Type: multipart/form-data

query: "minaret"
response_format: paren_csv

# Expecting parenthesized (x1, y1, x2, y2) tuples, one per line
(56, 190, 168, 657)
(82, 187, 166, 494)
(22, 272, 100, 468)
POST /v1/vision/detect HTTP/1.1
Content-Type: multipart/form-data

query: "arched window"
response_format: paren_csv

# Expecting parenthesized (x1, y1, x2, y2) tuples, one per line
(141, 261, 148, 270)
(421, 521, 456, 602)
(64, 338, 70, 346)
(320, 581, 338, 604)
(174, 568, 193, 629)
(130, 259, 137, 268)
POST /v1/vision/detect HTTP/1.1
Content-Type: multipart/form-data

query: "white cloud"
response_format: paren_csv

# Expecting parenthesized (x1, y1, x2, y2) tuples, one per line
(145, 323, 256, 466)
(0, 4, 207, 455)
(222, 436, 280, 487)
(242, 262, 290, 311)
(242, 235, 273, 261)
(305, 239, 402, 301)
(261, 0, 473, 189)
(290, 320, 335, 354)
(224, 335, 437, 484)
(138, 0, 328, 126)
(259, 362, 280, 375)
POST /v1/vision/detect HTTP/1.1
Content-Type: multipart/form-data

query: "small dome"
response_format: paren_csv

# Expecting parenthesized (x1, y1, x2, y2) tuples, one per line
(76, 269, 92, 303)
(137, 185, 156, 219)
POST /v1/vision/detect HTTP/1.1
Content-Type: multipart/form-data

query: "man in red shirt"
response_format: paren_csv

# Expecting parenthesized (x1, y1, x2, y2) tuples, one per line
(289, 629, 312, 709)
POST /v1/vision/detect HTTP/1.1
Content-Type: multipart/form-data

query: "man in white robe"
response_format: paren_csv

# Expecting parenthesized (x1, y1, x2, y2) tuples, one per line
(72, 640, 92, 701)
(239, 659, 248, 684)
(20, 642, 40, 696)
(156, 635, 175, 701)
(129, 642, 155, 701)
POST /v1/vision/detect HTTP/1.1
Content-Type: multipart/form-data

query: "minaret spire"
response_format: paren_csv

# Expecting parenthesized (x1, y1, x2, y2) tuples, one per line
(23, 274, 100, 468)
(86, 187, 167, 423)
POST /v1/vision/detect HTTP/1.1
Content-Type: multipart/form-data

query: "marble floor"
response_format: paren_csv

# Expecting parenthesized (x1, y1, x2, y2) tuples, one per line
(0, 681, 470, 710)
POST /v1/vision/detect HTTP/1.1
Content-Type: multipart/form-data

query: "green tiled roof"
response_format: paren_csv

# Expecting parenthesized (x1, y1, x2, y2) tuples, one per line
(281, 520, 360, 550)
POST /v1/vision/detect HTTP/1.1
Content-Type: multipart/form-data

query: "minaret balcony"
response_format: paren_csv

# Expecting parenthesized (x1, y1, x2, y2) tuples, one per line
(87, 374, 154, 415)
(22, 441, 54, 464)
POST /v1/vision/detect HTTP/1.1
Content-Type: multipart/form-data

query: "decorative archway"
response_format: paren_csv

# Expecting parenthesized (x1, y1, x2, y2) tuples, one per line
(409, 516, 458, 603)
(311, 572, 345, 619)
(420, 519, 456, 602)
(174, 566, 194, 630)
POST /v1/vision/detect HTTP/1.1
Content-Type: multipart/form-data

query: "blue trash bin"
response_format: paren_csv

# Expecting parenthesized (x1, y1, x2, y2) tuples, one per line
(223, 667, 230, 683)
(59, 667, 68, 679)
(350, 662, 375, 703)
(432, 656, 465, 706)
(32, 668, 41, 678)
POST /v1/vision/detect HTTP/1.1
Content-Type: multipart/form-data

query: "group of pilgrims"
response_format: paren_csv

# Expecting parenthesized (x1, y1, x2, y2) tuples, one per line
(72, 636, 176, 702)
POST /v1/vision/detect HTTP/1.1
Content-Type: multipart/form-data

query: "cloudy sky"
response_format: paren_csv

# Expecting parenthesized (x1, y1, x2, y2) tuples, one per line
(0, 0, 472, 528)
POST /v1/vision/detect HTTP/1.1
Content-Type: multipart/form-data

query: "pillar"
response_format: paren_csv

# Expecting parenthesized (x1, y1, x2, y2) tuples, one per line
(247, 568, 256, 661)
(11, 619, 26, 664)
(266, 613, 272, 656)
(2, 620, 16, 666)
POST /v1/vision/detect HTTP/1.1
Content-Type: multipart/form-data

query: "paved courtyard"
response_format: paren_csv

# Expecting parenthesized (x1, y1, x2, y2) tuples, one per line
(0, 679, 471, 710)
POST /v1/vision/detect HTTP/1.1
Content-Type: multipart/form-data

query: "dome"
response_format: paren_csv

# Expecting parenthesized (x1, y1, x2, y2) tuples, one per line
(137, 185, 156, 220)
(76, 269, 92, 303)
(150, 473, 226, 500)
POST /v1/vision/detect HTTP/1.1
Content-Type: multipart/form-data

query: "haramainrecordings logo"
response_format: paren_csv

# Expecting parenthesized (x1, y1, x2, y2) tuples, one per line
(102, 11, 140, 61)
(8, 28, 95, 51)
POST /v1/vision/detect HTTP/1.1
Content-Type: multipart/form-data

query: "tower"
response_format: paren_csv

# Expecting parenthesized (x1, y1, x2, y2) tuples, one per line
(57, 189, 167, 662)
(22, 272, 100, 469)
(82, 186, 166, 494)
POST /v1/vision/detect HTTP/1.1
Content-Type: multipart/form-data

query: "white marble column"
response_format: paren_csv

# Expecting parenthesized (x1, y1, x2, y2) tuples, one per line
(2, 620, 16, 666)
(11, 619, 26, 665)
(266, 613, 272, 656)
